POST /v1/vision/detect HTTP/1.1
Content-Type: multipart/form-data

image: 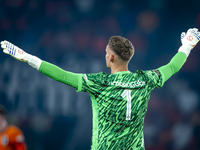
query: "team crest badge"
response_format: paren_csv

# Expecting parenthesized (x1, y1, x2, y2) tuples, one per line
(1, 135, 9, 146)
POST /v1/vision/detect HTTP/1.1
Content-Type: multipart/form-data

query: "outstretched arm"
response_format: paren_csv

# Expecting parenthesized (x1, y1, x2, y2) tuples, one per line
(1, 41, 80, 89)
(39, 61, 79, 89)
(157, 28, 200, 83)
(157, 52, 186, 83)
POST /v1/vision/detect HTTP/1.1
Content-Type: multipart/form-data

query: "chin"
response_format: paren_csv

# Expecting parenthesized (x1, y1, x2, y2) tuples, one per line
(106, 63, 110, 69)
(106, 62, 111, 69)
(107, 66, 111, 69)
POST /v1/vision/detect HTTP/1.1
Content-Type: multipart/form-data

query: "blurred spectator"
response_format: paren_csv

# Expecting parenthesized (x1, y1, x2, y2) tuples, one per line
(0, 105, 27, 150)
(0, 0, 200, 150)
(136, 10, 160, 34)
(172, 121, 193, 150)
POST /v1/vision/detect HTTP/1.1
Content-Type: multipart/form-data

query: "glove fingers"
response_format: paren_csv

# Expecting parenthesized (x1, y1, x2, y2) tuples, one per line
(181, 32, 186, 39)
(188, 29, 192, 32)
(3, 49, 10, 55)
(1, 40, 13, 49)
(193, 28, 198, 32)
(1, 40, 5, 45)
(1, 41, 7, 49)
(191, 29, 200, 40)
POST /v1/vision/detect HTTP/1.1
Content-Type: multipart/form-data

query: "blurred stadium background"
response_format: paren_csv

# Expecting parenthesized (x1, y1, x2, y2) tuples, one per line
(0, 0, 200, 150)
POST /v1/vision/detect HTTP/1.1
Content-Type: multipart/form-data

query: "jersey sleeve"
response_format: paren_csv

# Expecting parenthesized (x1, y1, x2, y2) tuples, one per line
(137, 69, 164, 89)
(138, 52, 187, 90)
(157, 52, 187, 83)
(77, 72, 107, 94)
(39, 61, 82, 90)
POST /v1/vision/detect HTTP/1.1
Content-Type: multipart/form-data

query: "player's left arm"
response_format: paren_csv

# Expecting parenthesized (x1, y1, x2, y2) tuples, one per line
(157, 28, 200, 83)
(0, 41, 82, 91)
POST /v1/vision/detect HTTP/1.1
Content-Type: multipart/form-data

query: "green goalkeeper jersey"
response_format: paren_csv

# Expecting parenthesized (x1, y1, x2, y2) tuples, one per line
(39, 52, 187, 150)
(77, 70, 164, 150)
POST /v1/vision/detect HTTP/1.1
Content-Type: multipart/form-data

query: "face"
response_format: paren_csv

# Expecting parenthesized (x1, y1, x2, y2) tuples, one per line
(105, 45, 114, 69)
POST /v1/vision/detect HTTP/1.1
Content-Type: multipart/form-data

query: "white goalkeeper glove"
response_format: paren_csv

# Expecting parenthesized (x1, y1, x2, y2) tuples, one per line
(1, 40, 42, 70)
(179, 28, 200, 57)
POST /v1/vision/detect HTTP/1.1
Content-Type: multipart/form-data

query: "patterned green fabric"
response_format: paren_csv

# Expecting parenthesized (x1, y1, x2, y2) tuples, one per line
(38, 53, 186, 149)
(78, 70, 163, 150)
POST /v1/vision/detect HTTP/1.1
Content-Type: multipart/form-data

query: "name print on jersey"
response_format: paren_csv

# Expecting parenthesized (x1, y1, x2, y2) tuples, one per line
(109, 80, 145, 88)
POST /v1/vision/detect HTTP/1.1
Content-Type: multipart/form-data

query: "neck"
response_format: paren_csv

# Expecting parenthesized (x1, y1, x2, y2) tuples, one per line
(111, 64, 128, 74)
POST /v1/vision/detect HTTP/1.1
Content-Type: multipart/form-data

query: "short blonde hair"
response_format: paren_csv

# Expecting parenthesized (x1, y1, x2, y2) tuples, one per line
(108, 36, 134, 61)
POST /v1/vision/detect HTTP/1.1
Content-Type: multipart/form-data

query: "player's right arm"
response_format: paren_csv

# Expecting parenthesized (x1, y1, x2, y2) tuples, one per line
(1, 41, 81, 90)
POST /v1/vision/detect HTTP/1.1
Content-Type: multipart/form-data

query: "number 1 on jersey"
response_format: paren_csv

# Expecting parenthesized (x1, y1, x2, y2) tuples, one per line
(121, 90, 132, 120)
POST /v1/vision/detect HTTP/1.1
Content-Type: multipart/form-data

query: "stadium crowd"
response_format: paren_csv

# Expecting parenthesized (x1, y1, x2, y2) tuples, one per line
(0, 0, 200, 149)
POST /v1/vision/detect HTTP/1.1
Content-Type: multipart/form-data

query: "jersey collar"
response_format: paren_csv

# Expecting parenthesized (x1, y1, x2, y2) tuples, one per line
(112, 71, 131, 74)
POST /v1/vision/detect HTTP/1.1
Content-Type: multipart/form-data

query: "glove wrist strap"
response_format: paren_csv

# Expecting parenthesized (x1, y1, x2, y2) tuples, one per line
(26, 54, 42, 70)
(178, 44, 193, 57)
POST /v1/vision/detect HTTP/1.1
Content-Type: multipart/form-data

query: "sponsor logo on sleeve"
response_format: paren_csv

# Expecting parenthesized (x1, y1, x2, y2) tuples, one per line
(153, 70, 160, 75)
(83, 74, 88, 82)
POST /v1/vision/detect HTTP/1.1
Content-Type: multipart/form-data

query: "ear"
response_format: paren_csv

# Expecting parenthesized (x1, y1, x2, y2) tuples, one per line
(110, 55, 114, 62)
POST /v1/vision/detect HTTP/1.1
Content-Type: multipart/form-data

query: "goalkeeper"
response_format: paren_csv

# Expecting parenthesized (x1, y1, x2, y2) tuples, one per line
(1, 28, 200, 150)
